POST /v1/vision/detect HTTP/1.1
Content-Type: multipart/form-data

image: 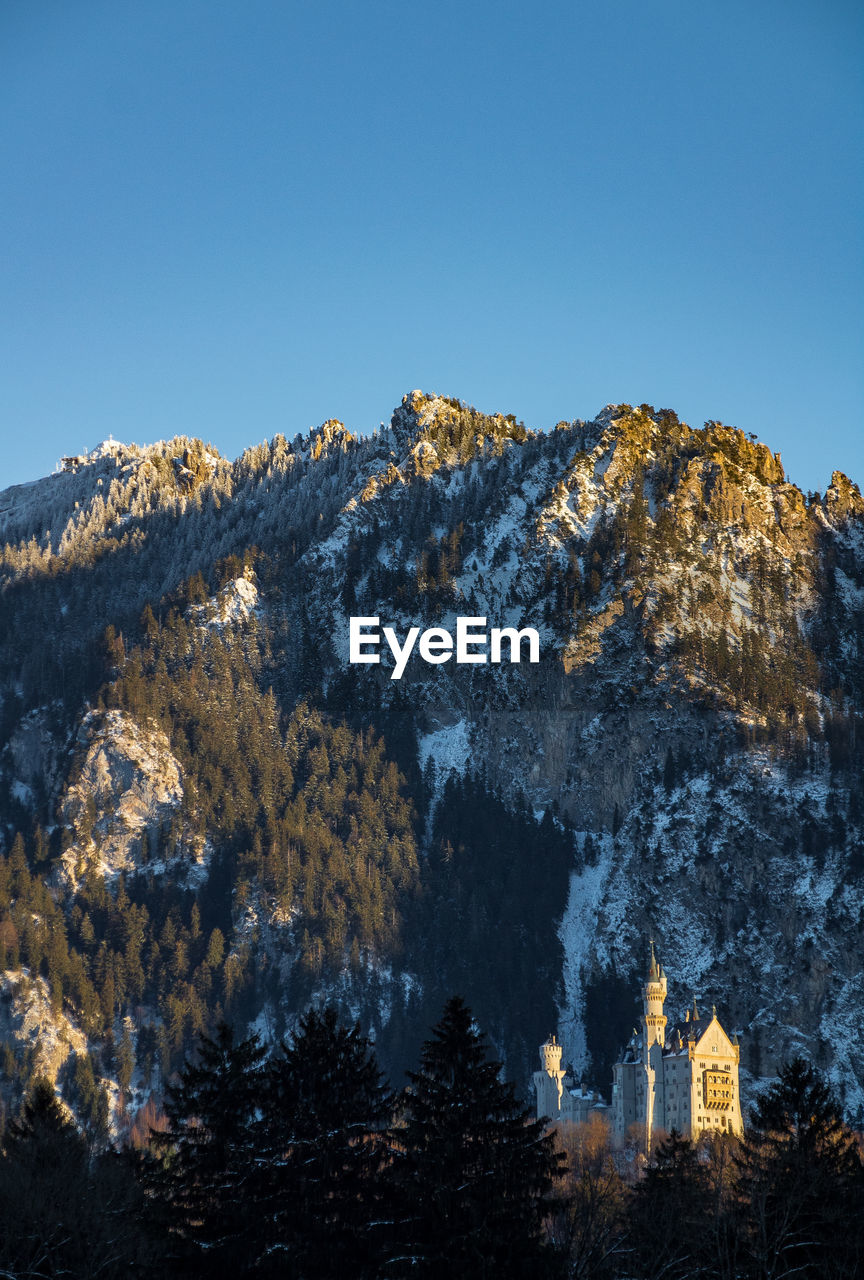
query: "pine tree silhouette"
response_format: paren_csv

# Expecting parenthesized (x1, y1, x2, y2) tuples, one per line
(147, 1021, 266, 1275)
(253, 1005, 393, 1278)
(0, 1077, 154, 1278)
(627, 1129, 715, 1280)
(389, 995, 565, 1278)
(736, 1057, 864, 1280)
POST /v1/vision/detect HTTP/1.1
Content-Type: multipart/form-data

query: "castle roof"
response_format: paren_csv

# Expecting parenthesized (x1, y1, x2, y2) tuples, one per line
(646, 938, 665, 982)
(615, 1011, 730, 1063)
(663, 1014, 721, 1055)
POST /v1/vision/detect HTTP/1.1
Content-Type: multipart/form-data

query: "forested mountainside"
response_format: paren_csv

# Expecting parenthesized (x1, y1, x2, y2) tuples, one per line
(0, 393, 862, 1136)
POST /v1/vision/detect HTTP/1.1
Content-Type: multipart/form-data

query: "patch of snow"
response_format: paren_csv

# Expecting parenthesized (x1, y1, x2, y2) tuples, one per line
(418, 719, 471, 784)
(248, 1004, 280, 1047)
(558, 841, 615, 1076)
(10, 780, 33, 806)
(83, 438, 127, 462)
(190, 576, 259, 630)
(834, 566, 864, 610)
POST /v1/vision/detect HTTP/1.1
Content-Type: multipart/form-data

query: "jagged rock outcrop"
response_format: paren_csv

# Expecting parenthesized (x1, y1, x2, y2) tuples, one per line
(0, 969, 87, 1086)
(824, 470, 864, 522)
(57, 709, 204, 890)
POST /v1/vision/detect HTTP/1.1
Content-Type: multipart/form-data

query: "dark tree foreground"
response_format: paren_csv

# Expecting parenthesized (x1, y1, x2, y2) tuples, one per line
(254, 1006, 394, 1278)
(627, 1129, 719, 1280)
(4, 1014, 862, 1279)
(388, 995, 565, 1278)
(0, 1077, 156, 1278)
(735, 1057, 864, 1280)
(147, 1021, 267, 1274)
(146, 1008, 395, 1277)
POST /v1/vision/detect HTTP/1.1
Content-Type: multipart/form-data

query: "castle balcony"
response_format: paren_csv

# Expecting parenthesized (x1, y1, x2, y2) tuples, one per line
(703, 1070, 733, 1110)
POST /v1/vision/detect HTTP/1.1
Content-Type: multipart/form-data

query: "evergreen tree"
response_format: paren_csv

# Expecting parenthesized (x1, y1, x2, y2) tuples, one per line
(254, 1005, 393, 1278)
(146, 1021, 266, 1275)
(389, 996, 565, 1278)
(626, 1129, 716, 1280)
(735, 1057, 864, 1280)
(0, 1077, 155, 1278)
(662, 746, 677, 793)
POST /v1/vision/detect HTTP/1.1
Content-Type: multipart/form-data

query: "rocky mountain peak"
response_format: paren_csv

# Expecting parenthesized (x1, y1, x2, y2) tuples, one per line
(389, 390, 452, 450)
(824, 470, 864, 522)
(699, 421, 785, 486)
(309, 418, 355, 458)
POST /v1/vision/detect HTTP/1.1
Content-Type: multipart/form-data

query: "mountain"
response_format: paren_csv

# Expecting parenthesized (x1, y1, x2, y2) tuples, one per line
(1, 394, 862, 1135)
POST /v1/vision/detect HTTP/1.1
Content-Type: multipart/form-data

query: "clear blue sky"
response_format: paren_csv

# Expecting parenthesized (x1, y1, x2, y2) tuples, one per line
(1, 0, 862, 493)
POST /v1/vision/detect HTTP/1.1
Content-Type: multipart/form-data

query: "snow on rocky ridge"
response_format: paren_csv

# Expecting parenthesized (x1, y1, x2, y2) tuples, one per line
(0, 968, 88, 1085)
(191, 575, 260, 629)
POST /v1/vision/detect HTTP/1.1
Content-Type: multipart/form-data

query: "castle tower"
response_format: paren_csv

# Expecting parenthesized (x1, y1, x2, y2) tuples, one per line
(533, 1034, 567, 1120)
(541, 1034, 563, 1076)
(641, 940, 668, 1152)
(642, 939, 668, 1053)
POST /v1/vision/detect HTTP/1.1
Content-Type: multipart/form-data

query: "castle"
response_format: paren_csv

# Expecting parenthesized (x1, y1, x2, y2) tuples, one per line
(535, 943, 743, 1148)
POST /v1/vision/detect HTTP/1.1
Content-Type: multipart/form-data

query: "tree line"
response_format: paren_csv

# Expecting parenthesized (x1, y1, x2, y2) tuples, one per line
(0, 997, 861, 1279)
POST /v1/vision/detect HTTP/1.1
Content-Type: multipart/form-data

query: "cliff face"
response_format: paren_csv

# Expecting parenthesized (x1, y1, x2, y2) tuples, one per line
(57, 710, 207, 892)
(0, 970, 88, 1086)
(0, 394, 862, 1123)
